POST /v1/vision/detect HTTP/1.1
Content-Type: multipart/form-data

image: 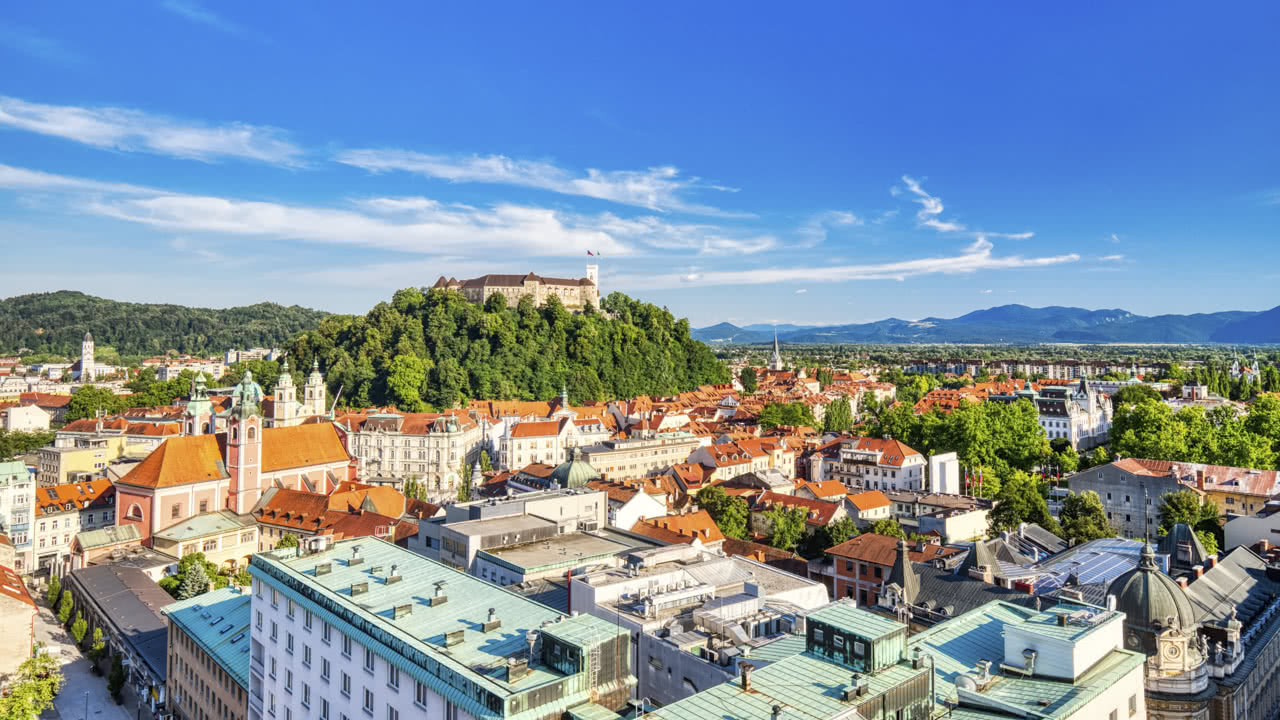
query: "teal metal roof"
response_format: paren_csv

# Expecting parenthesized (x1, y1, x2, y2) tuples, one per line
(647, 652, 927, 720)
(746, 633, 807, 664)
(1016, 607, 1120, 643)
(153, 510, 251, 542)
(75, 523, 141, 550)
(250, 539, 627, 701)
(906, 600, 1147, 718)
(162, 587, 253, 690)
(807, 602, 905, 640)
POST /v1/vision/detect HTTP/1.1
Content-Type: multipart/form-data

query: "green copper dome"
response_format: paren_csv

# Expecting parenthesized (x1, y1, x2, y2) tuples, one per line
(550, 448, 601, 489)
(1107, 542, 1197, 639)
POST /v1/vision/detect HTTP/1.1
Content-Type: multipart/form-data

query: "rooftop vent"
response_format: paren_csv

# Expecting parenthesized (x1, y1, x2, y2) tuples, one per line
(483, 607, 502, 633)
(387, 564, 402, 584)
(506, 656, 530, 683)
(370, 565, 383, 574)
(315, 563, 332, 576)
(350, 545, 364, 566)
(430, 580, 448, 606)
(393, 604, 413, 620)
(444, 629, 465, 647)
(351, 582, 369, 596)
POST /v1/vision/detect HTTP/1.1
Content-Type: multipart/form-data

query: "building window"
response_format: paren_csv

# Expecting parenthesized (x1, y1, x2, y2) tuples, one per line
(199, 500, 209, 513)
(320, 699, 329, 720)
(321, 657, 331, 680)
(285, 670, 292, 693)
(1128, 695, 1137, 716)
(363, 689, 374, 714)
(341, 672, 351, 697)
(387, 708, 398, 720)
(269, 657, 277, 679)
(322, 622, 331, 644)
(286, 633, 294, 653)
(387, 664, 399, 689)
(304, 610, 312, 630)
(303, 644, 311, 666)
(301, 683, 311, 707)
(171, 504, 181, 519)
(415, 682, 428, 707)
(342, 635, 352, 657)
(364, 647, 375, 673)
(271, 622, 278, 641)
(287, 599, 294, 618)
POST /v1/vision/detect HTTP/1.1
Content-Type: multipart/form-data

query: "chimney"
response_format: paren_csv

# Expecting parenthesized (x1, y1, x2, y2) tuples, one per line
(771, 706, 782, 720)
(1106, 594, 1117, 611)
(740, 662, 755, 691)
(387, 564, 402, 584)
(1176, 576, 1188, 589)
(1193, 565, 1204, 579)
(1057, 614, 1068, 627)
(483, 607, 502, 632)
(430, 581, 448, 606)
(1019, 522, 1027, 538)
(1207, 555, 1218, 569)
(350, 545, 363, 566)
(1196, 470, 1205, 490)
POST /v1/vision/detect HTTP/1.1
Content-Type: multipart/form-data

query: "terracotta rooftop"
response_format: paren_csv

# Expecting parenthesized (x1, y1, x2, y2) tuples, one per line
(752, 491, 842, 526)
(846, 490, 892, 511)
(633, 510, 724, 543)
(35, 478, 115, 517)
(825, 533, 963, 566)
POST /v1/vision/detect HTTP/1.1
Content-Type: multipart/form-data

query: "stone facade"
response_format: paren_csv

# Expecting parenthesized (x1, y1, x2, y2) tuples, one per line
(432, 265, 600, 310)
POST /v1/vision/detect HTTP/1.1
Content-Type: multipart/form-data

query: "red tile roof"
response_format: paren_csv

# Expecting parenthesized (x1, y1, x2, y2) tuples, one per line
(846, 490, 891, 511)
(35, 479, 115, 517)
(633, 510, 724, 543)
(0, 564, 35, 608)
(509, 419, 566, 438)
(753, 492, 842, 526)
(825, 533, 963, 566)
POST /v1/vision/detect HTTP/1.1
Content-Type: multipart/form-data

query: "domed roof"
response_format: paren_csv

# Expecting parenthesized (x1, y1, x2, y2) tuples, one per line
(1107, 543, 1197, 635)
(230, 369, 265, 417)
(550, 448, 600, 489)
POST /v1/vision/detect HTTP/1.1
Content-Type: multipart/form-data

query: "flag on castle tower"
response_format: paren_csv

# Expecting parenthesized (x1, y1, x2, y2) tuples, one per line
(586, 250, 594, 256)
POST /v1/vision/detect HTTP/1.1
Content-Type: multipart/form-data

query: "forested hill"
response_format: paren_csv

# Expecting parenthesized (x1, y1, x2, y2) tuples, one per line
(0, 291, 330, 357)
(284, 289, 730, 410)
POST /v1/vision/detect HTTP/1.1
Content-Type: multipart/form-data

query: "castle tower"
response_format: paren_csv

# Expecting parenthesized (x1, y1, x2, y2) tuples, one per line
(273, 358, 297, 427)
(304, 359, 326, 417)
(586, 264, 600, 307)
(81, 331, 95, 383)
(225, 371, 264, 514)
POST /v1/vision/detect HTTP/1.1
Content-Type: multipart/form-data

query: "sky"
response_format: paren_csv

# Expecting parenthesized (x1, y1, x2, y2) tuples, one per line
(1, 3, 1278, 328)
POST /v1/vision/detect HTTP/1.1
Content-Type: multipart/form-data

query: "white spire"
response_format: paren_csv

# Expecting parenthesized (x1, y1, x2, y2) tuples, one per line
(770, 327, 783, 372)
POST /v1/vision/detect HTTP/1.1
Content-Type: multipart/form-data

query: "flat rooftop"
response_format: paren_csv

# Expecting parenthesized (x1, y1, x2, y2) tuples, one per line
(163, 586, 253, 690)
(480, 533, 630, 573)
(249, 539, 625, 699)
(444, 513, 556, 537)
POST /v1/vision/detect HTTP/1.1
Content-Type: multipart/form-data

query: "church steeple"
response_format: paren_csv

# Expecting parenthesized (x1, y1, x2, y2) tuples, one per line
(274, 358, 297, 426)
(770, 327, 783, 372)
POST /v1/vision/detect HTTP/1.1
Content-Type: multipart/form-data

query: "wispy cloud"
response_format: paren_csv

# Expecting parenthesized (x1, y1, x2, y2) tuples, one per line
(334, 148, 744, 216)
(980, 289, 993, 294)
(901, 175, 965, 232)
(1099, 254, 1125, 262)
(871, 209, 899, 225)
(160, 0, 256, 38)
(1109, 233, 1122, 243)
(795, 288, 808, 294)
(982, 231, 1034, 240)
(798, 210, 860, 246)
(615, 237, 1079, 290)
(0, 96, 303, 165)
(0, 25, 82, 66)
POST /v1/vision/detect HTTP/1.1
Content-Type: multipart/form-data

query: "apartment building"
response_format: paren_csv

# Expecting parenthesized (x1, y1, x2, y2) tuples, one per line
(818, 436, 927, 492)
(246, 538, 633, 720)
(341, 410, 484, 495)
(0, 460, 34, 573)
(32, 478, 115, 576)
(164, 586, 252, 720)
(580, 432, 702, 482)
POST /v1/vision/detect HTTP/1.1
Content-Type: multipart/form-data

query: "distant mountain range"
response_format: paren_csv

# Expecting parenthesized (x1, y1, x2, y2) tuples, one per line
(692, 304, 1280, 345)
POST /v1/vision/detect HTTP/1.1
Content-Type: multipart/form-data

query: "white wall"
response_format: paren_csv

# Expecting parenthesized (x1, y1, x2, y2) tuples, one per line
(929, 453, 960, 495)
(1225, 512, 1279, 552)
(1, 405, 50, 431)
(612, 492, 668, 530)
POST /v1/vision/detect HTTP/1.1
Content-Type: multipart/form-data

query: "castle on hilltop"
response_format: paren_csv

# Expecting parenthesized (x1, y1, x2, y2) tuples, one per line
(432, 264, 600, 310)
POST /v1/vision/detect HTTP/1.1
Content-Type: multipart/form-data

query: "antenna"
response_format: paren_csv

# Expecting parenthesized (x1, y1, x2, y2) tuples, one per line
(329, 384, 344, 414)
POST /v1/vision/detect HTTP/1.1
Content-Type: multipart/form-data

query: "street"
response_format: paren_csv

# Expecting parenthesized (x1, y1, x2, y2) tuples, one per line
(31, 602, 141, 720)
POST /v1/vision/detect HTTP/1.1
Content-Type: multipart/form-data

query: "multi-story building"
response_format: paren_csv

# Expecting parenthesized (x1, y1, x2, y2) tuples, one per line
(820, 533, 964, 606)
(501, 417, 578, 469)
(36, 435, 137, 486)
(815, 436, 927, 492)
(687, 441, 772, 483)
(252, 487, 416, 552)
(571, 542, 828, 707)
(163, 586, 252, 720)
(0, 564, 37, 681)
(0, 460, 34, 573)
(265, 360, 329, 428)
(246, 538, 634, 720)
(432, 265, 600, 310)
(0, 403, 49, 431)
(340, 409, 483, 496)
(32, 478, 115, 576)
(580, 432, 702, 482)
(151, 511, 259, 571)
(885, 491, 993, 543)
(55, 417, 181, 454)
(156, 359, 226, 382)
(224, 348, 279, 365)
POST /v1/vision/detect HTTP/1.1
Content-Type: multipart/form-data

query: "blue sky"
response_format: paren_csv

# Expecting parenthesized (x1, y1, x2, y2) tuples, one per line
(2, 2, 1277, 327)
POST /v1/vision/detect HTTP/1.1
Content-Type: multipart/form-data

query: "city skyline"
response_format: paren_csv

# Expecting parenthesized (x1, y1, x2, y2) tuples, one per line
(2, 3, 1278, 326)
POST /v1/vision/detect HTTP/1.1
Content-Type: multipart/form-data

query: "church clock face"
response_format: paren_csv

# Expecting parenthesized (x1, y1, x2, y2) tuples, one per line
(1165, 644, 1181, 659)
(1127, 633, 1140, 649)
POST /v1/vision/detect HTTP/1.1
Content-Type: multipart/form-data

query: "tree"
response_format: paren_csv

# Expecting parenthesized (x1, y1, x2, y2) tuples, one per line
(232, 567, 252, 588)
(817, 369, 834, 389)
(277, 533, 299, 549)
(739, 367, 758, 394)
(764, 506, 809, 551)
(108, 653, 126, 703)
(989, 471, 1061, 536)
(1158, 489, 1220, 538)
(1059, 491, 1112, 544)
(0, 429, 56, 461)
(45, 574, 60, 607)
(57, 590, 73, 625)
(71, 611, 88, 646)
(1197, 529, 1220, 555)
(1112, 384, 1163, 407)
(823, 396, 854, 433)
(696, 486, 749, 540)
(178, 562, 210, 600)
(385, 353, 429, 412)
(869, 517, 907, 540)
(0, 647, 63, 719)
(804, 516, 859, 556)
(479, 448, 492, 472)
(66, 385, 128, 422)
(457, 461, 474, 503)
(88, 627, 106, 667)
(758, 402, 818, 430)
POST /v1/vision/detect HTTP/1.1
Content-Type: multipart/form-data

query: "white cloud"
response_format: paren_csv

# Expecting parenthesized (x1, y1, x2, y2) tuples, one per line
(582, 213, 777, 255)
(160, 0, 256, 38)
(798, 210, 861, 246)
(981, 289, 993, 294)
(901, 175, 965, 232)
(0, 96, 303, 166)
(1099, 254, 1126, 262)
(795, 288, 808, 294)
(1109, 233, 1122, 243)
(871, 209, 899, 225)
(613, 237, 1079, 290)
(982, 231, 1034, 240)
(334, 148, 743, 216)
